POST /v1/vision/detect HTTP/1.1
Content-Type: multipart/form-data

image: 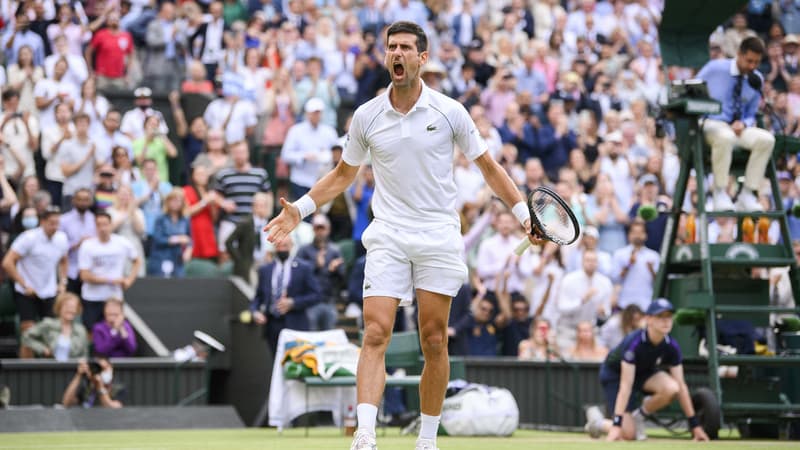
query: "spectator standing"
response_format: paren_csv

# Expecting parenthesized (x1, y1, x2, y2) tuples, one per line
(191, 128, 233, 177)
(628, 174, 669, 252)
(6, 46, 45, 114)
(120, 87, 169, 141)
(518, 317, 558, 360)
(281, 98, 338, 200)
(78, 212, 142, 330)
(75, 77, 110, 136)
(20, 292, 88, 360)
(92, 298, 138, 358)
(183, 165, 220, 262)
(294, 57, 340, 129)
(34, 57, 79, 132)
(475, 211, 525, 299)
(588, 171, 629, 252)
(296, 214, 346, 331)
(500, 297, 532, 357)
(133, 115, 178, 183)
(86, 11, 134, 91)
(107, 185, 146, 277)
(147, 188, 192, 277)
(2, 207, 69, 335)
(46, 4, 91, 56)
(251, 236, 321, 355)
(132, 158, 174, 244)
(189, 1, 228, 82)
(2, 11, 46, 66)
(566, 225, 612, 277)
(40, 102, 74, 206)
(144, 1, 184, 94)
(450, 292, 506, 357)
(58, 113, 99, 207)
(202, 75, 258, 145)
(612, 219, 659, 311)
(1, 90, 39, 183)
(44, 35, 89, 89)
(60, 189, 97, 295)
(94, 109, 134, 166)
(214, 141, 271, 256)
(555, 249, 613, 352)
(112, 146, 138, 186)
(225, 192, 273, 283)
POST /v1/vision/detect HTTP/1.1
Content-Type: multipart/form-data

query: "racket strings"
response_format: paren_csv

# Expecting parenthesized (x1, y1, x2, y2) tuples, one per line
(530, 191, 578, 244)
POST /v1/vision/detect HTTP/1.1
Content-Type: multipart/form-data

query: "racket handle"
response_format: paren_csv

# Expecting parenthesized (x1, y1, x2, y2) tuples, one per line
(514, 237, 532, 255)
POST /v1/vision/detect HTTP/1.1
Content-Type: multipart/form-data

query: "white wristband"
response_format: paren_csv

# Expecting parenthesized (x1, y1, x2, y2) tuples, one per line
(294, 194, 317, 219)
(512, 201, 530, 226)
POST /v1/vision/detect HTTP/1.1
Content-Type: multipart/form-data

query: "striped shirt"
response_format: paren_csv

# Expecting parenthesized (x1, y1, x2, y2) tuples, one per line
(214, 167, 271, 222)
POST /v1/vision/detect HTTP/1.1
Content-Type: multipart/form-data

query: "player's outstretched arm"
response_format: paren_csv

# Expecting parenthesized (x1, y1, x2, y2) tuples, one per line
(264, 160, 360, 242)
(669, 365, 710, 441)
(473, 151, 544, 245)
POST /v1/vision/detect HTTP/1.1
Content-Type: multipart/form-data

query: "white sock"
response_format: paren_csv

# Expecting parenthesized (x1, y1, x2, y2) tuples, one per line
(356, 403, 378, 434)
(418, 413, 441, 440)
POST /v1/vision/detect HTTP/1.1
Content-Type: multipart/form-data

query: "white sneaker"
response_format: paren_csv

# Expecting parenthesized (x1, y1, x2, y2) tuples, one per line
(584, 405, 605, 439)
(350, 429, 377, 450)
(735, 189, 763, 212)
(415, 438, 439, 450)
(631, 409, 648, 441)
(712, 189, 735, 211)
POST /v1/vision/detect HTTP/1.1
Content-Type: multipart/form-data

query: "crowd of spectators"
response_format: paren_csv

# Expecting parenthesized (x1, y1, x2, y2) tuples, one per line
(1, 0, 799, 366)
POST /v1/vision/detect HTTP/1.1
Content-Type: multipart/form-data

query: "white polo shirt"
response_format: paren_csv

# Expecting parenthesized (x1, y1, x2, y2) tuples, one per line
(9, 227, 69, 298)
(78, 234, 138, 302)
(342, 82, 487, 230)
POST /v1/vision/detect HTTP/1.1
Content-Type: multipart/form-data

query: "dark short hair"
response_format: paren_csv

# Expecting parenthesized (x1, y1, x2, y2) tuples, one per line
(73, 112, 91, 123)
(40, 206, 62, 221)
(2, 89, 19, 102)
(95, 211, 112, 222)
(386, 21, 428, 53)
(739, 36, 766, 55)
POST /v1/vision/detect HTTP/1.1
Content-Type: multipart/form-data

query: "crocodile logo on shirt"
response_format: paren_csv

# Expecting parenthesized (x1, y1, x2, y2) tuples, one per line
(426, 124, 437, 132)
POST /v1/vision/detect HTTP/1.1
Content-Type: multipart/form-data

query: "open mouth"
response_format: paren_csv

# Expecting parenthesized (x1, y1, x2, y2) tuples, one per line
(393, 62, 405, 77)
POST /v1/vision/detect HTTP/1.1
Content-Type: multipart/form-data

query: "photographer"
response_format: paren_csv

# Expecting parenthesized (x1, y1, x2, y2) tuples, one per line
(61, 358, 122, 408)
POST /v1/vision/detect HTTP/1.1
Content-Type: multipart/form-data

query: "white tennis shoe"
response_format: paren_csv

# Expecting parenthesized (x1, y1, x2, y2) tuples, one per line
(584, 405, 605, 439)
(350, 429, 377, 450)
(631, 408, 648, 441)
(414, 438, 438, 450)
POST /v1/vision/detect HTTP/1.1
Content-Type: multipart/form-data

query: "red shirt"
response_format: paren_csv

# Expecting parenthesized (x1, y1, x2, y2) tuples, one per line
(90, 29, 133, 78)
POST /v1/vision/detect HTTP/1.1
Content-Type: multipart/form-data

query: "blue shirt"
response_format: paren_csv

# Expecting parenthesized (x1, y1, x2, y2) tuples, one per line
(131, 180, 174, 235)
(600, 328, 682, 383)
(2, 30, 45, 66)
(147, 214, 191, 277)
(697, 58, 762, 127)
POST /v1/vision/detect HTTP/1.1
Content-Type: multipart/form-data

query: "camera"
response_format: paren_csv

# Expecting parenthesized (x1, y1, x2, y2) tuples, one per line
(88, 359, 102, 375)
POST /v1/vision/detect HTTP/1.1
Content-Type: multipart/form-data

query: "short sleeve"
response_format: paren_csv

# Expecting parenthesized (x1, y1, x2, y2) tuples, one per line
(451, 104, 487, 161)
(123, 238, 137, 260)
(341, 110, 368, 166)
(622, 337, 639, 364)
(667, 339, 683, 366)
(10, 231, 33, 256)
(77, 241, 91, 271)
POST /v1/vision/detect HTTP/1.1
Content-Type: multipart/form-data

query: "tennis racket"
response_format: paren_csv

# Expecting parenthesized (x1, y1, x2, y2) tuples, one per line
(514, 186, 581, 255)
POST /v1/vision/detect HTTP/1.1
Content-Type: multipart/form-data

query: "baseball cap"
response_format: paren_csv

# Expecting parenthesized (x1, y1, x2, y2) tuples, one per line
(646, 298, 675, 316)
(784, 34, 800, 46)
(421, 61, 447, 76)
(305, 97, 325, 113)
(467, 38, 484, 50)
(638, 173, 659, 187)
(778, 171, 793, 182)
(583, 225, 599, 239)
(134, 86, 152, 98)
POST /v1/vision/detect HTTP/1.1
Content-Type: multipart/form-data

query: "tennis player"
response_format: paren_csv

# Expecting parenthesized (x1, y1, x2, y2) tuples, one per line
(265, 21, 536, 450)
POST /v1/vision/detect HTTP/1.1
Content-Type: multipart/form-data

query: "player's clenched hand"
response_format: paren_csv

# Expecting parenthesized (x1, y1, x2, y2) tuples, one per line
(264, 197, 300, 243)
(524, 219, 547, 247)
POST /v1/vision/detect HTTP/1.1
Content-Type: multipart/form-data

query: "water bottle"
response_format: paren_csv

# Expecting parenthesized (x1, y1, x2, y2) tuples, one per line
(343, 404, 356, 436)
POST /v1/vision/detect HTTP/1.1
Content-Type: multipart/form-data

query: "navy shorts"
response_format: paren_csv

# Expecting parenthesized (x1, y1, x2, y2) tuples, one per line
(600, 369, 656, 415)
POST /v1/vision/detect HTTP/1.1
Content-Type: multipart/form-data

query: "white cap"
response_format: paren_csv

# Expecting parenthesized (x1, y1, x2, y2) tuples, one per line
(305, 97, 325, 113)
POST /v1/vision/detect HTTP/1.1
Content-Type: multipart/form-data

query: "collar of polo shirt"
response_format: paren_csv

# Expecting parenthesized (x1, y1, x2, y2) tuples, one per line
(383, 80, 434, 114)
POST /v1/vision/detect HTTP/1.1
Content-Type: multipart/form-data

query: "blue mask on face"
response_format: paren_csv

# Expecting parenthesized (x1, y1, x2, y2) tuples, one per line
(22, 217, 38, 229)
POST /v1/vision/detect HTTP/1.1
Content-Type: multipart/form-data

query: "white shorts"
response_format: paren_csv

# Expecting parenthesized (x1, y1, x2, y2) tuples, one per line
(361, 220, 468, 306)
